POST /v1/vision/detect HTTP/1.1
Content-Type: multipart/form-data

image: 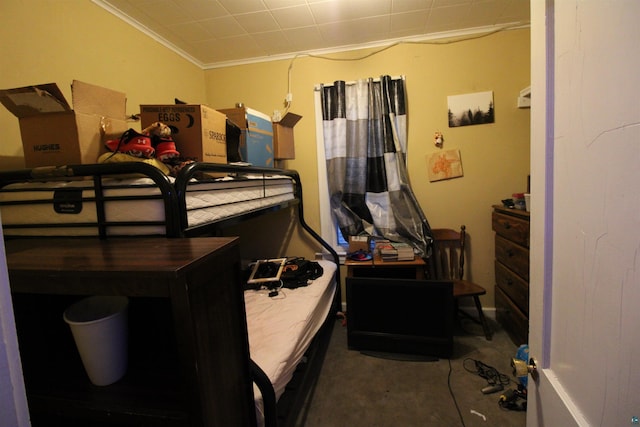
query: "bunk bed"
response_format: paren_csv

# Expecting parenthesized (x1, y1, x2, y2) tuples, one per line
(0, 161, 341, 427)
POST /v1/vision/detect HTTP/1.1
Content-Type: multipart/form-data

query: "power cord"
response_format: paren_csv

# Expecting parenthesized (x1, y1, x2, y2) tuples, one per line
(282, 22, 528, 116)
(447, 358, 467, 427)
(498, 384, 527, 411)
(463, 358, 510, 393)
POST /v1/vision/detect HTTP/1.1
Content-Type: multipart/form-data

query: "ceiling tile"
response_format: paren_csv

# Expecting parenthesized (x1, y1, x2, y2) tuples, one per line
(271, 5, 316, 29)
(171, 0, 229, 20)
(391, 0, 434, 13)
(217, 0, 267, 15)
(234, 11, 280, 33)
(433, 0, 472, 6)
(282, 26, 326, 51)
(200, 16, 245, 38)
(136, 0, 193, 25)
(168, 21, 211, 42)
(391, 11, 429, 32)
(310, 0, 392, 25)
(252, 30, 292, 54)
(263, 0, 308, 8)
(318, 15, 391, 45)
(426, 4, 471, 32)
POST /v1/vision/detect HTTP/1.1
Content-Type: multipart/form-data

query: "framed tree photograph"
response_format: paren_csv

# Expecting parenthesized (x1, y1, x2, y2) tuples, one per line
(448, 91, 494, 127)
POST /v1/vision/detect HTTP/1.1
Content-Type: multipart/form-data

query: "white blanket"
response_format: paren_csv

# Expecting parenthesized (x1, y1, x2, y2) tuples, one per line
(244, 260, 337, 425)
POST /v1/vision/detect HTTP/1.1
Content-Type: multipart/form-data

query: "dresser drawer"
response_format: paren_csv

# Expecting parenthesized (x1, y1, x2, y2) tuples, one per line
(492, 212, 529, 247)
(495, 235, 529, 281)
(495, 286, 528, 346)
(495, 261, 529, 315)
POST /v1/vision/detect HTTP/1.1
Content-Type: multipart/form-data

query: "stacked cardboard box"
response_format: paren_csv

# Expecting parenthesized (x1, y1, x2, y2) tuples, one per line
(0, 81, 128, 168)
(140, 104, 227, 164)
(218, 106, 302, 166)
(218, 107, 273, 167)
(348, 235, 370, 254)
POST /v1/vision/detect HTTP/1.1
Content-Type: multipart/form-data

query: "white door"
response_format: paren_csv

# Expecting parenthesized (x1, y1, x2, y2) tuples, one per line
(528, 1, 640, 426)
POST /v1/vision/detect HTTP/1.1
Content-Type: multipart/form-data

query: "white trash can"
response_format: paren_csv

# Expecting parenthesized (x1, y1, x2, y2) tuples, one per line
(63, 296, 129, 386)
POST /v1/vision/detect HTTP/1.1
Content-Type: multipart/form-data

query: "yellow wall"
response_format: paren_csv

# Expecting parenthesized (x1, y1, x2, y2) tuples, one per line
(0, 0, 530, 309)
(205, 29, 531, 306)
(0, 0, 205, 169)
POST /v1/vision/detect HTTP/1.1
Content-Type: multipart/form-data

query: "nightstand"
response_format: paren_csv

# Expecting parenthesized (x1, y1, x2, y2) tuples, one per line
(345, 254, 426, 279)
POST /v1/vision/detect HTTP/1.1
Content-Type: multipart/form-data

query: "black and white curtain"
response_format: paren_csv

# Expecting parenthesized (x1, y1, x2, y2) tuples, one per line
(320, 76, 433, 257)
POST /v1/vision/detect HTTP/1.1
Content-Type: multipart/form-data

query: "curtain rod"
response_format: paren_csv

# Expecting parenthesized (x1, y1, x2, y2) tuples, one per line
(314, 75, 404, 91)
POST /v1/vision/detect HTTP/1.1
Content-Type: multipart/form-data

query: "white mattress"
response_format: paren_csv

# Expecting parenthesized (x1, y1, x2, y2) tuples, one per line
(184, 176, 295, 228)
(244, 260, 337, 426)
(0, 174, 295, 236)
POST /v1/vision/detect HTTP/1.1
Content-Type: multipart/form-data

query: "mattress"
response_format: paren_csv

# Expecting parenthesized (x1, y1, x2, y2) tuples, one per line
(183, 175, 295, 228)
(245, 259, 337, 426)
(0, 174, 295, 236)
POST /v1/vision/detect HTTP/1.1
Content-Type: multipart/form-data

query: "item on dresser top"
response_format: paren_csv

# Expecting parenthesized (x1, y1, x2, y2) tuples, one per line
(501, 198, 515, 208)
(512, 193, 526, 210)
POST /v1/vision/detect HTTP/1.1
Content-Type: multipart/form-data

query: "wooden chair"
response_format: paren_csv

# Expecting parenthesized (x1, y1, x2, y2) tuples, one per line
(427, 226, 492, 340)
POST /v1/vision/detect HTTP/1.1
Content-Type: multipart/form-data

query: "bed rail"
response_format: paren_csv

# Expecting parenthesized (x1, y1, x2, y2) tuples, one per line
(0, 163, 181, 238)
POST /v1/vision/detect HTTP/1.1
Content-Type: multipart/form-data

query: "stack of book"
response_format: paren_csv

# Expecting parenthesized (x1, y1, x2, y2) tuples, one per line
(374, 240, 415, 261)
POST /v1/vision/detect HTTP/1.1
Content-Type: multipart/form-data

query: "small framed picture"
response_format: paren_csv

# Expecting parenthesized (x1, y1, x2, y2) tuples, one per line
(247, 258, 287, 284)
(427, 149, 464, 182)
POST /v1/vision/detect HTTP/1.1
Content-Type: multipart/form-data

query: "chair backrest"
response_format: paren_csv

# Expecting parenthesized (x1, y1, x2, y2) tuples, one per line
(427, 226, 467, 281)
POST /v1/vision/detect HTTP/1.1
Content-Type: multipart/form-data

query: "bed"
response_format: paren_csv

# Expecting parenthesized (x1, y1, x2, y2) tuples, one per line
(0, 161, 341, 427)
(0, 162, 301, 238)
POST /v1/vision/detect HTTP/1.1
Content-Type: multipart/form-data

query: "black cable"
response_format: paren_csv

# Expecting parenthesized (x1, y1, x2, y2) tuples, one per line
(498, 384, 528, 411)
(463, 358, 510, 386)
(447, 358, 467, 427)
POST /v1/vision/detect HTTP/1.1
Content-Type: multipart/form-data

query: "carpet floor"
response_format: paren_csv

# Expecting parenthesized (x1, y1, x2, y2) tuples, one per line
(299, 317, 528, 427)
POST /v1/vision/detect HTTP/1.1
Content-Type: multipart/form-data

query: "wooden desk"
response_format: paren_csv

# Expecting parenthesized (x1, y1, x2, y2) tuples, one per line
(6, 237, 256, 427)
(344, 255, 453, 358)
(345, 254, 426, 279)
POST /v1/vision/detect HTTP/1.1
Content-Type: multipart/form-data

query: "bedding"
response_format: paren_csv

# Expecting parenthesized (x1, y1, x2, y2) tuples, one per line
(0, 172, 295, 237)
(245, 260, 337, 426)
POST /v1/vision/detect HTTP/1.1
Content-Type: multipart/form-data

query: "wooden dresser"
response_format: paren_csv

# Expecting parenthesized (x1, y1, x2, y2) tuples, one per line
(492, 205, 530, 346)
(6, 237, 256, 427)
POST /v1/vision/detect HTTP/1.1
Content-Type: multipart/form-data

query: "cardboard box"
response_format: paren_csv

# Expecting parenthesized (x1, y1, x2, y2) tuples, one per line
(272, 112, 302, 160)
(0, 81, 127, 167)
(140, 104, 227, 164)
(218, 107, 274, 167)
(349, 235, 371, 254)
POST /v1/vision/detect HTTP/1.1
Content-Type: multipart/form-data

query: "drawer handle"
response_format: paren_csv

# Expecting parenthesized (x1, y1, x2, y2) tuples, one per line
(506, 279, 513, 286)
(502, 222, 511, 229)
(507, 249, 515, 257)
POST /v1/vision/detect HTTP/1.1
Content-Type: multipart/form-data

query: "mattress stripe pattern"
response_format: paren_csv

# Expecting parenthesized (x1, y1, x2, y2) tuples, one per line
(0, 174, 295, 236)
